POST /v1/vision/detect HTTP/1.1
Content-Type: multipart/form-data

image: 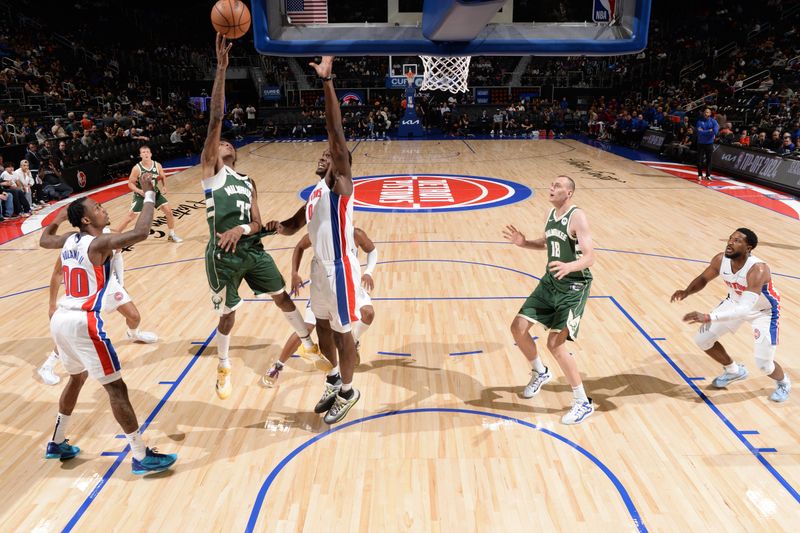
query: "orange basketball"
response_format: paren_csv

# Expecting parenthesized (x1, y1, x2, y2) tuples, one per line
(211, 0, 251, 39)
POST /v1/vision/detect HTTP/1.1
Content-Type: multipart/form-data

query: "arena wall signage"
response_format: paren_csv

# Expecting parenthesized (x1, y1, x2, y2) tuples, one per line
(713, 145, 800, 195)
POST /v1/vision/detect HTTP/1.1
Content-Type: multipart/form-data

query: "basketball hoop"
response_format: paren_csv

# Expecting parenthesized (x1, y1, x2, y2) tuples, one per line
(419, 56, 471, 93)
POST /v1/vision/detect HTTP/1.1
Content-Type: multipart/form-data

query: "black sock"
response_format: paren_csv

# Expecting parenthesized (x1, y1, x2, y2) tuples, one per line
(339, 388, 354, 400)
(326, 373, 341, 385)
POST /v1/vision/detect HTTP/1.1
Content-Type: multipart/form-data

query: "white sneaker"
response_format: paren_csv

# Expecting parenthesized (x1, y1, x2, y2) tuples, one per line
(561, 398, 594, 425)
(126, 330, 159, 344)
(168, 232, 183, 243)
(522, 367, 552, 398)
(38, 364, 60, 385)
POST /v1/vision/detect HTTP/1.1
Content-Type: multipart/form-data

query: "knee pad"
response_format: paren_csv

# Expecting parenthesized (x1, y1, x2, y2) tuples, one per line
(694, 328, 719, 351)
(755, 343, 776, 375)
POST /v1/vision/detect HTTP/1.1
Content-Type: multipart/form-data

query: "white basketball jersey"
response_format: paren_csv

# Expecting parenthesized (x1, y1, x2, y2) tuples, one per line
(305, 178, 357, 262)
(720, 254, 778, 310)
(58, 233, 111, 312)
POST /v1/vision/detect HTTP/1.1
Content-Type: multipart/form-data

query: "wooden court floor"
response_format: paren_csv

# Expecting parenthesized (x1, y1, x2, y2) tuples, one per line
(1, 139, 798, 532)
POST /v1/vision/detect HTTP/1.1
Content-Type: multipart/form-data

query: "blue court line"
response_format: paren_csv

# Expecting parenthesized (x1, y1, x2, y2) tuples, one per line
(757, 448, 778, 453)
(62, 328, 218, 533)
(244, 408, 647, 533)
(740, 430, 760, 435)
(351, 140, 362, 154)
(652, 337, 666, 341)
(0, 285, 47, 300)
(377, 351, 412, 357)
(449, 350, 483, 356)
(158, 381, 176, 385)
(190, 341, 205, 345)
(290, 354, 300, 358)
(687, 377, 706, 381)
(462, 139, 476, 154)
(606, 295, 800, 504)
(99, 451, 126, 457)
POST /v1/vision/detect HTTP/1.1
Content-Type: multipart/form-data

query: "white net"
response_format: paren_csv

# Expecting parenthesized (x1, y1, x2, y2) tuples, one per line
(419, 56, 472, 93)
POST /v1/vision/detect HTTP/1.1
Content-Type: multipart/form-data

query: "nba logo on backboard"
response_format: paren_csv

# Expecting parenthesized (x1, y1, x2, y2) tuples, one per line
(593, 0, 616, 23)
(300, 174, 532, 213)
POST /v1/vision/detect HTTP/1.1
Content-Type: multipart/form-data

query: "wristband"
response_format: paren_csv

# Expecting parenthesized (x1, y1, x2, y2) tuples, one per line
(238, 224, 252, 235)
(143, 191, 156, 204)
(322, 75, 334, 82)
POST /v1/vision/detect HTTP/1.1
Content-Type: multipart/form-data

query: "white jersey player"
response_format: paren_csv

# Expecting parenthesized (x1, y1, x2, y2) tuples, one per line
(672, 228, 789, 402)
(39, 181, 177, 474)
(278, 56, 361, 425)
(38, 227, 158, 386)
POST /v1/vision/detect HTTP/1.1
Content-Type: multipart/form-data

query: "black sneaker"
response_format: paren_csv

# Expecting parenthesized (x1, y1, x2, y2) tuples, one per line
(314, 378, 342, 413)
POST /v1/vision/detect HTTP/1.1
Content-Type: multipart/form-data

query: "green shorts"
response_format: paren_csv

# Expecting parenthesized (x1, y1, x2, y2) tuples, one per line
(204, 239, 285, 315)
(131, 192, 168, 212)
(517, 275, 591, 341)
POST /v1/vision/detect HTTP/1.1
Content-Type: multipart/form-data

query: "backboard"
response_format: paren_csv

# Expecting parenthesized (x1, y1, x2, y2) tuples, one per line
(253, 0, 651, 57)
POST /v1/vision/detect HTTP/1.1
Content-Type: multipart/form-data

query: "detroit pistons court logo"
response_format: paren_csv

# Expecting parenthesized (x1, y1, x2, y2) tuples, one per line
(300, 174, 532, 213)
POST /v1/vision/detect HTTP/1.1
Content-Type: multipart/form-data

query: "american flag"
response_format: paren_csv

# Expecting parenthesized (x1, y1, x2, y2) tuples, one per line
(286, 0, 328, 24)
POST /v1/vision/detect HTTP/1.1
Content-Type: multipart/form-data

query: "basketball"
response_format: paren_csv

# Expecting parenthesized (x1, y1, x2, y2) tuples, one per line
(211, 0, 251, 39)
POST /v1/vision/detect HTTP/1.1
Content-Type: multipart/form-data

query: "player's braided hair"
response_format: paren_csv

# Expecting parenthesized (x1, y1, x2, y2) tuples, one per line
(736, 227, 758, 249)
(67, 197, 89, 229)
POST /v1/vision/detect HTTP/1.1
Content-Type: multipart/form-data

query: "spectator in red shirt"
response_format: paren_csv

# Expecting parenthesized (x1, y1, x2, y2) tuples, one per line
(80, 113, 93, 132)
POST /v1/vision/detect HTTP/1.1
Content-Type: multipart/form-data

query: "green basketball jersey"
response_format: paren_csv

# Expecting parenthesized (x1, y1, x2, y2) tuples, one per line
(135, 161, 160, 195)
(203, 165, 258, 247)
(544, 205, 592, 283)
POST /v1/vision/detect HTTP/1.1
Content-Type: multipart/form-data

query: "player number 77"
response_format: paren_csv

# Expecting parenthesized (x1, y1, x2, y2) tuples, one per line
(236, 200, 251, 221)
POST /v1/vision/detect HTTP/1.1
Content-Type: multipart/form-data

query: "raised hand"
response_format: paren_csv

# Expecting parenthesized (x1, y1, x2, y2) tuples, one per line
(309, 56, 334, 79)
(215, 32, 233, 70)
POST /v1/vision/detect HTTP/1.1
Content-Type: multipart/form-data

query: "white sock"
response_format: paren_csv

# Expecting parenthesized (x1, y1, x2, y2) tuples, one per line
(724, 362, 739, 374)
(778, 374, 791, 386)
(283, 310, 314, 349)
(127, 328, 139, 338)
(217, 332, 231, 368)
(572, 384, 588, 402)
(328, 365, 340, 377)
(352, 321, 370, 342)
(530, 357, 546, 374)
(341, 382, 352, 393)
(52, 413, 70, 443)
(125, 430, 147, 461)
(45, 350, 60, 367)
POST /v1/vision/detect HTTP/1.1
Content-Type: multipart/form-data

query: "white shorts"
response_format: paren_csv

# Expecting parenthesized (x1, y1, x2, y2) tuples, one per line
(707, 298, 779, 345)
(309, 256, 362, 333)
(50, 308, 121, 384)
(102, 275, 132, 313)
(304, 284, 372, 325)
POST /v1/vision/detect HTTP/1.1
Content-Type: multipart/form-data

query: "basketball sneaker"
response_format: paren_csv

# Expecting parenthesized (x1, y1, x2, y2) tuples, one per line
(770, 381, 791, 402)
(38, 362, 60, 386)
(131, 447, 178, 475)
(323, 389, 361, 424)
(298, 342, 332, 372)
(167, 232, 183, 243)
(711, 363, 748, 388)
(126, 329, 158, 344)
(45, 439, 80, 460)
(561, 398, 594, 425)
(262, 361, 283, 387)
(314, 378, 342, 413)
(522, 367, 552, 398)
(216, 366, 232, 399)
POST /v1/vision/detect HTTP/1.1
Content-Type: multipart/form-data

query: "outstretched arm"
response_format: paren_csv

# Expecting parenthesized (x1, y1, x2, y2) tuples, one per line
(502, 224, 546, 250)
(684, 262, 770, 325)
(309, 56, 352, 196)
(278, 204, 307, 236)
(89, 178, 156, 262)
(671, 253, 723, 302)
(201, 33, 232, 177)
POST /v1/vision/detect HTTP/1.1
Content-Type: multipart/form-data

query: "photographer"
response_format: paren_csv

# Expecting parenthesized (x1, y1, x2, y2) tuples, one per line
(40, 158, 72, 201)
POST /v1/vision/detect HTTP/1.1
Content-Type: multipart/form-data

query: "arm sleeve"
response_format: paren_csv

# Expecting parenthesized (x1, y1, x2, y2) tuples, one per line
(710, 291, 759, 321)
(363, 248, 378, 276)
